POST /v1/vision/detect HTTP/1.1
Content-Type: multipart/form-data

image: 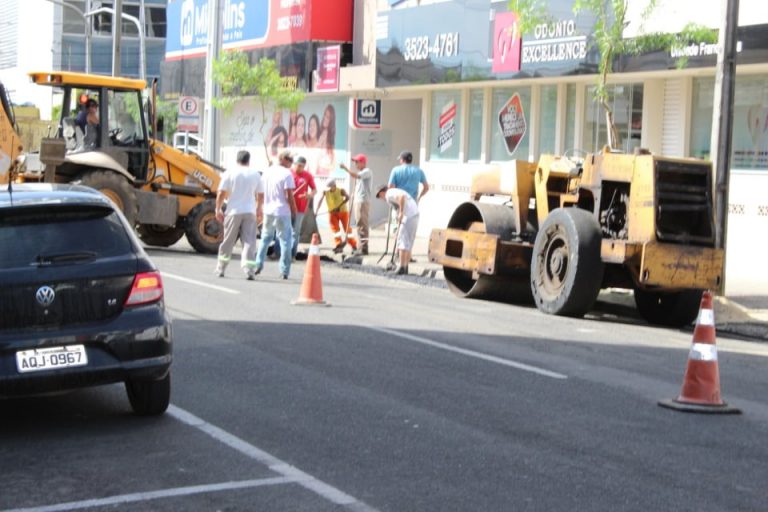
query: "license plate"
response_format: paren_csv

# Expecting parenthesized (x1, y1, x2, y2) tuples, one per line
(16, 345, 88, 373)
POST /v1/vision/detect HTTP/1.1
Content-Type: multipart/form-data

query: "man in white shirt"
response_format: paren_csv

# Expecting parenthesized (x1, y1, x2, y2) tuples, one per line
(376, 184, 419, 275)
(214, 150, 263, 279)
(254, 150, 297, 279)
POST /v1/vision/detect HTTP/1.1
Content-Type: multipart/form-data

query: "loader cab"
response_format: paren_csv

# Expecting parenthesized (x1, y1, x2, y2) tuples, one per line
(30, 72, 150, 182)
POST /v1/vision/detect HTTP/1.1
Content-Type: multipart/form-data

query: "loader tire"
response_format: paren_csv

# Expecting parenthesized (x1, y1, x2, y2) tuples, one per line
(634, 288, 702, 327)
(137, 224, 185, 247)
(531, 208, 604, 317)
(77, 170, 138, 226)
(184, 199, 221, 254)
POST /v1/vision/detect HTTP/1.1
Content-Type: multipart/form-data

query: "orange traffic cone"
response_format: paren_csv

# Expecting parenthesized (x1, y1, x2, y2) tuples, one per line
(658, 291, 740, 414)
(291, 233, 330, 306)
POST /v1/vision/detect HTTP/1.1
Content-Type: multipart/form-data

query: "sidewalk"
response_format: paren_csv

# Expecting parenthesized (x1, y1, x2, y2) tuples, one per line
(309, 223, 768, 341)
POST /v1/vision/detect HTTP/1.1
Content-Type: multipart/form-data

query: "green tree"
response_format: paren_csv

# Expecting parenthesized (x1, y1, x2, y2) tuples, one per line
(211, 51, 305, 163)
(509, 0, 716, 149)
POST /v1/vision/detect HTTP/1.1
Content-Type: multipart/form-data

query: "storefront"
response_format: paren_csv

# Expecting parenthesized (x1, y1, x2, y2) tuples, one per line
(370, 0, 768, 295)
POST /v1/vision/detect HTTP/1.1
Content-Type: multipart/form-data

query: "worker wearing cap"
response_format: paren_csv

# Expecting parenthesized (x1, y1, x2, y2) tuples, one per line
(340, 153, 372, 255)
(388, 150, 429, 202)
(318, 179, 357, 253)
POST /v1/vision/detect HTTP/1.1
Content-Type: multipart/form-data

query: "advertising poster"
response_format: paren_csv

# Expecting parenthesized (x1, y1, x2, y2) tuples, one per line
(498, 93, 527, 155)
(315, 46, 341, 92)
(221, 97, 349, 177)
(437, 100, 457, 153)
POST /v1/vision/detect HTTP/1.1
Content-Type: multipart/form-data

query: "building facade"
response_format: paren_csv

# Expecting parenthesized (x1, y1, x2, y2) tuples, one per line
(0, 0, 167, 119)
(162, 0, 767, 295)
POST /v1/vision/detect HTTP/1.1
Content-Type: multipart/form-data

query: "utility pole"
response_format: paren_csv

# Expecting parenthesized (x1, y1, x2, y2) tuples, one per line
(709, 0, 739, 294)
(112, 0, 123, 76)
(204, 0, 222, 163)
(139, 0, 146, 79)
(85, 0, 91, 73)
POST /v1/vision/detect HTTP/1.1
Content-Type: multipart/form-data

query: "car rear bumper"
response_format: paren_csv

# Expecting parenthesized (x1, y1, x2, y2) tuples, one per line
(0, 303, 172, 396)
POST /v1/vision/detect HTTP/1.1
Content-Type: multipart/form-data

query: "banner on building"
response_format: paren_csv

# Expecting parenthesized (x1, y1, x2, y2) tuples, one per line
(165, 0, 353, 61)
(315, 45, 341, 92)
(437, 100, 457, 153)
(492, 11, 521, 74)
(498, 93, 526, 155)
(221, 97, 349, 177)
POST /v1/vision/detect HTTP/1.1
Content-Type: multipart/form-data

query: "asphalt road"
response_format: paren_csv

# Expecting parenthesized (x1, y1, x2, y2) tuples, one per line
(2, 247, 768, 512)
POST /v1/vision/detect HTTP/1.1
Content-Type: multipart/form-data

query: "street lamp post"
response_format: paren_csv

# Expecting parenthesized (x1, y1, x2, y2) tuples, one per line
(84, 6, 145, 81)
(42, 0, 91, 73)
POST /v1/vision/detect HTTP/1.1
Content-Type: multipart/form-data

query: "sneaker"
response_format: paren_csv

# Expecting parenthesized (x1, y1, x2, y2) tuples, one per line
(254, 266, 262, 275)
(214, 267, 225, 277)
(395, 266, 408, 275)
(246, 271, 255, 281)
(281, 273, 288, 280)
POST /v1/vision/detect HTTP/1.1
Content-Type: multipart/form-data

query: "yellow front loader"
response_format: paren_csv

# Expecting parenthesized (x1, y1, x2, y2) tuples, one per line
(429, 149, 724, 327)
(0, 82, 24, 185)
(15, 71, 223, 253)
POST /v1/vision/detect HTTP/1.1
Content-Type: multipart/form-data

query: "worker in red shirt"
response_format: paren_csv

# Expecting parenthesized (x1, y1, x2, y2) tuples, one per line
(290, 156, 317, 258)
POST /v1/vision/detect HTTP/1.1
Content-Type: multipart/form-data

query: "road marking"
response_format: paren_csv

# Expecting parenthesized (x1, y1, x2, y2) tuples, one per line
(368, 326, 568, 380)
(161, 272, 240, 294)
(167, 405, 380, 512)
(3, 477, 296, 512)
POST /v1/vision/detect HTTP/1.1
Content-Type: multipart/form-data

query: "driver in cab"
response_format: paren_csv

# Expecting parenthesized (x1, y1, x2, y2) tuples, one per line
(76, 98, 99, 148)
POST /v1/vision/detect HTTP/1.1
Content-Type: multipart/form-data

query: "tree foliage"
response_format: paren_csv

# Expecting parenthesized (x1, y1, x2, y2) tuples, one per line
(509, 0, 716, 149)
(212, 51, 305, 162)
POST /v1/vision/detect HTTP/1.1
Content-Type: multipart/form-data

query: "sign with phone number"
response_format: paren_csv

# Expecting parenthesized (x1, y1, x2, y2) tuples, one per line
(403, 32, 460, 62)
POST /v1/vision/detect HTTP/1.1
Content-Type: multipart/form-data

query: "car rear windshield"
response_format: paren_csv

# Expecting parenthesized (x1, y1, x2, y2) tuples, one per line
(0, 205, 134, 269)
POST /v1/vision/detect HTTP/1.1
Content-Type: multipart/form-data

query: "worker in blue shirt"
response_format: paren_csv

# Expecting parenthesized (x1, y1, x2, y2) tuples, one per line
(388, 150, 429, 202)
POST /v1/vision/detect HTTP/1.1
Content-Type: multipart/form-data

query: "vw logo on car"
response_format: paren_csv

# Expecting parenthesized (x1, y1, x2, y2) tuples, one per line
(35, 285, 56, 307)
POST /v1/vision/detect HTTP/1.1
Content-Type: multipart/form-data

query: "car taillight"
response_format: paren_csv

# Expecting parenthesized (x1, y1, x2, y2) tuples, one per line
(125, 271, 164, 306)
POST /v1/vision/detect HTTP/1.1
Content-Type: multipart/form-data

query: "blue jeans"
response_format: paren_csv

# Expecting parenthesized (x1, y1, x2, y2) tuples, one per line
(255, 214, 293, 276)
(291, 212, 305, 258)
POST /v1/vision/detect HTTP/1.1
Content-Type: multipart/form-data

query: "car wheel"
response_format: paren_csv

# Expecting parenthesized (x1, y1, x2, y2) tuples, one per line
(126, 373, 171, 416)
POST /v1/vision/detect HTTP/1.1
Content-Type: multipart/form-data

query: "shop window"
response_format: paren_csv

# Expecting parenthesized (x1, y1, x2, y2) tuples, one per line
(583, 83, 643, 153)
(564, 84, 577, 153)
(538, 85, 557, 157)
(429, 91, 462, 161)
(145, 7, 167, 38)
(489, 87, 531, 162)
(62, 1, 86, 34)
(467, 89, 484, 161)
(691, 75, 768, 171)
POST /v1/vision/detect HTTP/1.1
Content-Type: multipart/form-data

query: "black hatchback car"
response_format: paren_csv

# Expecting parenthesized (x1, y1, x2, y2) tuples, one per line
(0, 183, 172, 415)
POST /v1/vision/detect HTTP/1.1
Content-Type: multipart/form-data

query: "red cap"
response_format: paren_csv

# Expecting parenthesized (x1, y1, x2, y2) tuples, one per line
(351, 153, 367, 165)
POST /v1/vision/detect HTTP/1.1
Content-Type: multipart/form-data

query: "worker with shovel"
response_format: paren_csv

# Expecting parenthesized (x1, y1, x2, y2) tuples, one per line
(376, 184, 419, 275)
(318, 179, 357, 254)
